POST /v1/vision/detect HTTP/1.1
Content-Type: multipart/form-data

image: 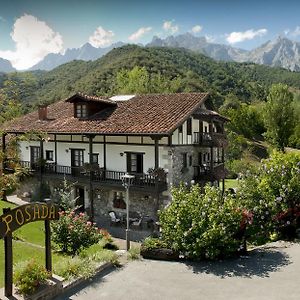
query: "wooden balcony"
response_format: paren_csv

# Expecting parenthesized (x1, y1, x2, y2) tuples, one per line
(193, 132, 227, 147)
(19, 161, 167, 192)
(193, 162, 226, 182)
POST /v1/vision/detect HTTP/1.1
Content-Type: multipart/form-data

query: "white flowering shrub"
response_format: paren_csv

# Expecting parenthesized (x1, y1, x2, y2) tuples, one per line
(159, 185, 243, 260)
(237, 150, 300, 242)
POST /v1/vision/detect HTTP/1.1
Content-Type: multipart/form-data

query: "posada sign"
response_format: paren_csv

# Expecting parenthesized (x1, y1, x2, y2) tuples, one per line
(0, 202, 59, 238)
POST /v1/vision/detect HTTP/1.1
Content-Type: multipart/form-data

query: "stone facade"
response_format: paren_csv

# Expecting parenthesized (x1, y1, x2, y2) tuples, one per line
(167, 145, 196, 187)
(93, 187, 160, 220)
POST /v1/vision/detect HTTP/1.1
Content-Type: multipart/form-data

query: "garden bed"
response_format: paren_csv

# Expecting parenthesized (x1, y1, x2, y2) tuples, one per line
(140, 247, 179, 261)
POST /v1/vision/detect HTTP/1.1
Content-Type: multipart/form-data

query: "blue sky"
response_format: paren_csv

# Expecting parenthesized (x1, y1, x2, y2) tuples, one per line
(1, 0, 300, 69)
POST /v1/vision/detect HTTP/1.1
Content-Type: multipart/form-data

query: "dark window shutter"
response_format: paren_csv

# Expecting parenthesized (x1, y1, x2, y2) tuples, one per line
(137, 154, 143, 173)
(126, 153, 131, 173)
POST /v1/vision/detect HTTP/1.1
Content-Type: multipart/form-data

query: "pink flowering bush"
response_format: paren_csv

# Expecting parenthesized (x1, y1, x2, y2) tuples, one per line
(51, 210, 106, 254)
(237, 150, 300, 242)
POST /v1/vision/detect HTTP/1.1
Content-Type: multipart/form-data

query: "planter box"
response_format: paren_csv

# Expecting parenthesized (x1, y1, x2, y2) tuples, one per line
(140, 248, 179, 261)
(0, 274, 64, 300)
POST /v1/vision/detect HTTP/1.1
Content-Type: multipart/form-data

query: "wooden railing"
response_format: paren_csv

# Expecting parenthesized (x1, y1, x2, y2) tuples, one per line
(193, 162, 225, 180)
(193, 132, 226, 146)
(19, 161, 166, 189)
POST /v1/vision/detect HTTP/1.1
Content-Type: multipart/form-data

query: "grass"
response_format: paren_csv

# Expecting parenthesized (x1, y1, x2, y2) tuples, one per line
(225, 179, 239, 190)
(0, 200, 118, 288)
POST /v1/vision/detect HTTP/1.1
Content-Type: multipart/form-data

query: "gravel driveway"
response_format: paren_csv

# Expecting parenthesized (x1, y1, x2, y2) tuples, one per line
(55, 241, 300, 300)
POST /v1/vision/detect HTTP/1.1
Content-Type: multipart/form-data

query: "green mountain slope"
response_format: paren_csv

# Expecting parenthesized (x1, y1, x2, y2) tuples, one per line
(2, 45, 300, 108)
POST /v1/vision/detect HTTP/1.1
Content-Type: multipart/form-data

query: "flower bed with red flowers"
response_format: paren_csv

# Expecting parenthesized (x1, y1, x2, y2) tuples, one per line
(51, 210, 110, 254)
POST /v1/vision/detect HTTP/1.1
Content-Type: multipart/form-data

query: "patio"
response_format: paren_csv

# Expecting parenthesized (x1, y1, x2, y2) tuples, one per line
(95, 214, 157, 242)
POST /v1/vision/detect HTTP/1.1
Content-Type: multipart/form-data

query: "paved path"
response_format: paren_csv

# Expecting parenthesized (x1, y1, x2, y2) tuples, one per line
(55, 241, 300, 300)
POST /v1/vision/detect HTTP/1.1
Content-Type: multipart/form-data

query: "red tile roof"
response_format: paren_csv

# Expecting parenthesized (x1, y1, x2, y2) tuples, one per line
(66, 93, 117, 105)
(4, 93, 209, 135)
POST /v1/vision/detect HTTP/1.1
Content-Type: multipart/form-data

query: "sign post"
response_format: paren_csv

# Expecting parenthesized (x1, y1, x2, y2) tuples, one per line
(0, 202, 59, 297)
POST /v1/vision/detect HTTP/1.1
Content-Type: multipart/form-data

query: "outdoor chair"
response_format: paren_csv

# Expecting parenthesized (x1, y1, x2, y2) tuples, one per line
(130, 217, 143, 229)
(108, 211, 121, 226)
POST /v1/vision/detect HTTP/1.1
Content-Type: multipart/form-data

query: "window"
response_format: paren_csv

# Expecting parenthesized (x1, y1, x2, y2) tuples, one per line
(126, 152, 143, 173)
(76, 104, 87, 118)
(189, 155, 193, 167)
(92, 153, 99, 164)
(45, 150, 54, 161)
(178, 125, 183, 133)
(182, 153, 187, 168)
(113, 191, 126, 209)
(187, 118, 192, 135)
(71, 149, 84, 167)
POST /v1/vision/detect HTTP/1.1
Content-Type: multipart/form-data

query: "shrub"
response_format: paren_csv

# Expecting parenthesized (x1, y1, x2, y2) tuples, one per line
(128, 246, 141, 260)
(141, 237, 169, 250)
(51, 210, 102, 254)
(14, 259, 50, 295)
(54, 257, 95, 280)
(159, 185, 243, 260)
(237, 150, 300, 242)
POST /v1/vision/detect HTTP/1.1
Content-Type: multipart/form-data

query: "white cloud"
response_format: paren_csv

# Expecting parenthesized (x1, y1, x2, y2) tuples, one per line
(128, 27, 152, 41)
(163, 20, 179, 34)
(289, 26, 300, 37)
(226, 28, 267, 44)
(192, 25, 202, 34)
(0, 14, 63, 70)
(89, 26, 114, 48)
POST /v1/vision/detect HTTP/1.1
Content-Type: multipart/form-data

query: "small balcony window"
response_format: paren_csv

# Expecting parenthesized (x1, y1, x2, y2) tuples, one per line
(76, 104, 88, 118)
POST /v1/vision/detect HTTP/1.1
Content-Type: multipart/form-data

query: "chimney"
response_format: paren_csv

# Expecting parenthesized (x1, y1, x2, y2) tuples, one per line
(38, 105, 48, 120)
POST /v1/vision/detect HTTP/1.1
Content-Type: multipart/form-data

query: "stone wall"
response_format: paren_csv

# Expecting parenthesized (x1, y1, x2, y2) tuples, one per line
(93, 187, 160, 220)
(166, 145, 196, 187)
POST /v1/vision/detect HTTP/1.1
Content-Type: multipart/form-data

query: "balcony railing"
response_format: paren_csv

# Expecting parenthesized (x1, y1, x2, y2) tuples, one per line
(193, 132, 226, 146)
(19, 161, 166, 189)
(193, 161, 226, 181)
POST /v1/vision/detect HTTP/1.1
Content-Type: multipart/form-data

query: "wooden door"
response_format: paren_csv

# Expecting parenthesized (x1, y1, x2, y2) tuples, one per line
(30, 146, 40, 170)
(71, 149, 84, 176)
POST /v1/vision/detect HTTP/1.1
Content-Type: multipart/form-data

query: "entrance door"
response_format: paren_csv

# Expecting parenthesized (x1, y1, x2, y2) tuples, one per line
(75, 187, 85, 212)
(30, 146, 40, 170)
(71, 149, 84, 176)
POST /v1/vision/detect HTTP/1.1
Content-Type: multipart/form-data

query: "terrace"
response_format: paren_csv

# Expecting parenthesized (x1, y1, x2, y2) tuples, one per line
(18, 161, 168, 192)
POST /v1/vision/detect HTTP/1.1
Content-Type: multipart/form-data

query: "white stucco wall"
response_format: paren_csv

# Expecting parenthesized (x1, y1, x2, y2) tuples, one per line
(18, 136, 170, 174)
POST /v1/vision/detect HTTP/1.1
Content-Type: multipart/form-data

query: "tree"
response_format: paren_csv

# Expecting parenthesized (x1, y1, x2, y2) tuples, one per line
(114, 66, 182, 94)
(264, 84, 295, 151)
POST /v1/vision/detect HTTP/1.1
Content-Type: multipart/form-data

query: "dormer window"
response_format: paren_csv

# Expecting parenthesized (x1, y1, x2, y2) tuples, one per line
(76, 104, 87, 118)
(66, 93, 117, 120)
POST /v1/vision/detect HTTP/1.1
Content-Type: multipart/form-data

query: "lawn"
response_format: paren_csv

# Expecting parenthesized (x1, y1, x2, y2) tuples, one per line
(225, 179, 239, 190)
(0, 200, 118, 288)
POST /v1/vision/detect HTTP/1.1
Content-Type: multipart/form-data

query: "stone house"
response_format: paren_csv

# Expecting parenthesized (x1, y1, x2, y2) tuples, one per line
(2, 92, 228, 221)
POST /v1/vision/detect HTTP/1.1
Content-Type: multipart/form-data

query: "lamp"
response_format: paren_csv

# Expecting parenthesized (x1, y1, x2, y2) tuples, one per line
(121, 173, 135, 251)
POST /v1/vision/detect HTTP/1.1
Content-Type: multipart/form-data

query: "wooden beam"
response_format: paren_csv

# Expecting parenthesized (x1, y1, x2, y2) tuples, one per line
(54, 134, 57, 167)
(3, 208, 13, 297)
(45, 220, 52, 273)
(88, 135, 95, 221)
(154, 139, 159, 169)
(103, 135, 106, 170)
